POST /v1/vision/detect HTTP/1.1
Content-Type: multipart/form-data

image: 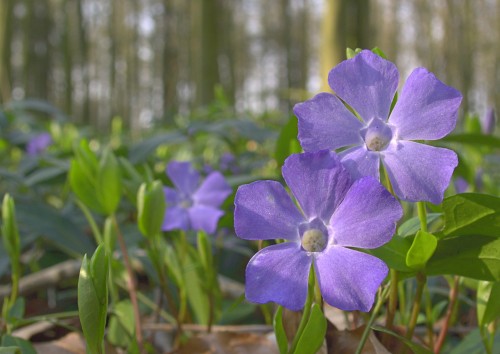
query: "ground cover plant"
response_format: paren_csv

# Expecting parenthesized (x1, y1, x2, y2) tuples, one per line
(0, 48, 499, 354)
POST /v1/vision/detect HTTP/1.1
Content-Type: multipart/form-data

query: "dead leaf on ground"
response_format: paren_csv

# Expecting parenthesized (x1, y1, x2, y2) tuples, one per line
(33, 332, 117, 354)
(175, 332, 279, 354)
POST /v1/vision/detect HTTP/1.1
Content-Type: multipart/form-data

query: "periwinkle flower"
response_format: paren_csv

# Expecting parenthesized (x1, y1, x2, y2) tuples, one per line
(163, 161, 232, 234)
(26, 132, 52, 155)
(294, 50, 462, 204)
(234, 150, 402, 311)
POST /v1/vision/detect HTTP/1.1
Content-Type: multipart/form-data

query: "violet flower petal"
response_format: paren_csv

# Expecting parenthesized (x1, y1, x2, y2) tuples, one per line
(340, 146, 380, 181)
(330, 176, 402, 249)
(234, 181, 304, 241)
(389, 68, 462, 140)
(294, 92, 364, 151)
(166, 161, 200, 195)
(282, 150, 352, 221)
(315, 246, 388, 312)
(246, 243, 311, 311)
(382, 141, 458, 204)
(188, 205, 224, 234)
(328, 50, 399, 123)
(193, 171, 232, 208)
(162, 206, 190, 231)
(164, 187, 181, 204)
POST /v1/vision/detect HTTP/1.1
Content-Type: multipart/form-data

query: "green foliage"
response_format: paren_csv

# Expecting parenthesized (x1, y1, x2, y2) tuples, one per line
(273, 306, 288, 354)
(0, 335, 36, 354)
(293, 303, 327, 354)
(477, 281, 500, 327)
(137, 181, 166, 238)
(441, 193, 500, 238)
(275, 116, 301, 169)
(78, 245, 108, 354)
(406, 230, 438, 270)
(69, 140, 122, 215)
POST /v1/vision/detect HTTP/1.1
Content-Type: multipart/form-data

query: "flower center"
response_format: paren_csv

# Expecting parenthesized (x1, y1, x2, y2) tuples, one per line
(361, 118, 393, 152)
(180, 197, 193, 208)
(301, 228, 327, 252)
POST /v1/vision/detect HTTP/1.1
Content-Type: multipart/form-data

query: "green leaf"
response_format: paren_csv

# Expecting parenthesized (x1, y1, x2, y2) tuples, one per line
(0, 335, 36, 354)
(24, 166, 66, 187)
(69, 158, 102, 213)
(137, 181, 166, 238)
(1, 194, 20, 266)
(0, 347, 21, 354)
(371, 47, 388, 59)
(477, 281, 500, 326)
(442, 193, 500, 238)
(275, 117, 301, 169)
(449, 328, 500, 354)
(294, 303, 326, 354)
(441, 133, 500, 149)
(398, 213, 441, 237)
(366, 235, 413, 272)
(371, 325, 433, 354)
(273, 306, 288, 354)
(78, 245, 108, 354)
(426, 235, 500, 281)
(183, 252, 210, 325)
(16, 200, 95, 256)
(97, 148, 122, 215)
(108, 300, 139, 353)
(406, 231, 438, 270)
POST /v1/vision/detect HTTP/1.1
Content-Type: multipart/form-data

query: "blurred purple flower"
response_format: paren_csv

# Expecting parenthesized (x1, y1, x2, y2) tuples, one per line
(453, 177, 469, 194)
(26, 132, 52, 155)
(163, 161, 232, 234)
(481, 108, 496, 135)
(294, 50, 462, 204)
(234, 150, 402, 311)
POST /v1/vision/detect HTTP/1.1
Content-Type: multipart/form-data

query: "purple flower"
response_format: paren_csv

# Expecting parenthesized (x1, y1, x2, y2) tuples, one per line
(294, 50, 462, 204)
(163, 161, 232, 234)
(26, 132, 52, 155)
(481, 108, 496, 135)
(234, 150, 402, 311)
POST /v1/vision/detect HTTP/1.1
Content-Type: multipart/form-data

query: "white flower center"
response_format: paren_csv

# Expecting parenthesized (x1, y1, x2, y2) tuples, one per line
(361, 118, 394, 152)
(301, 228, 327, 252)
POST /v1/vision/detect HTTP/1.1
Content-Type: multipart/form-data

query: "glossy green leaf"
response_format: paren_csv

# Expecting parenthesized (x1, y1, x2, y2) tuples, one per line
(477, 281, 500, 326)
(426, 235, 500, 281)
(294, 303, 326, 354)
(137, 181, 166, 238)
(366, 235, 413, 272)
(442, 193, 500, 238)
(406, 231, 438, 270)
(97, 148, 122, 215)
(398, 213, 441, 237)
(273, 306, 288, 354)
(78, 245, 108, 354)
(275, 117, 301, 169)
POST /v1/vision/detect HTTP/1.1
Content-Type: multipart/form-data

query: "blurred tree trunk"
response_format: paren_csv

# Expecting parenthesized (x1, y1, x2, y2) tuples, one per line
(62, 0, 74, 115)
(162, 0, 178, 123)
(198, 0, 219, 106)
(0, 0, 14, 103)
(77, 0, 90, 124)
(320, 0, 371, 92)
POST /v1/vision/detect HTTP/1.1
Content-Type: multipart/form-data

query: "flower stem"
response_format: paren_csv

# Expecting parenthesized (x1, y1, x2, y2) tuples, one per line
(112, 214, 144, 351)
(385, 269, 398, 330)
(355, 285, 391, 354)
(417, 202, 428, 232)
(288, 267, 316, 354)
(406, 272, 426, 340)
(434, 276, 460, 353)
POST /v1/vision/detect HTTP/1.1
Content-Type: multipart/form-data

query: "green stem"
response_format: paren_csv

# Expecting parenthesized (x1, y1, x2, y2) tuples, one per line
(111, 214, 143, 351)
(417, 202, 428, 232)
(385, 269, 398, 330)
(424, 284, 434, 349)
(355, 286, 391, 354)
(406, 272, 426, 340)
(75, 199, 103, 244)
(288, 268, 316, 354)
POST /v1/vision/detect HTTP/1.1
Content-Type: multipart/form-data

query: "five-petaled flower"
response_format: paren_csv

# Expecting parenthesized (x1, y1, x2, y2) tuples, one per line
(163, 161, 232, 234)
(294, 50, 462, 204)
(234, 150, 402, 311)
